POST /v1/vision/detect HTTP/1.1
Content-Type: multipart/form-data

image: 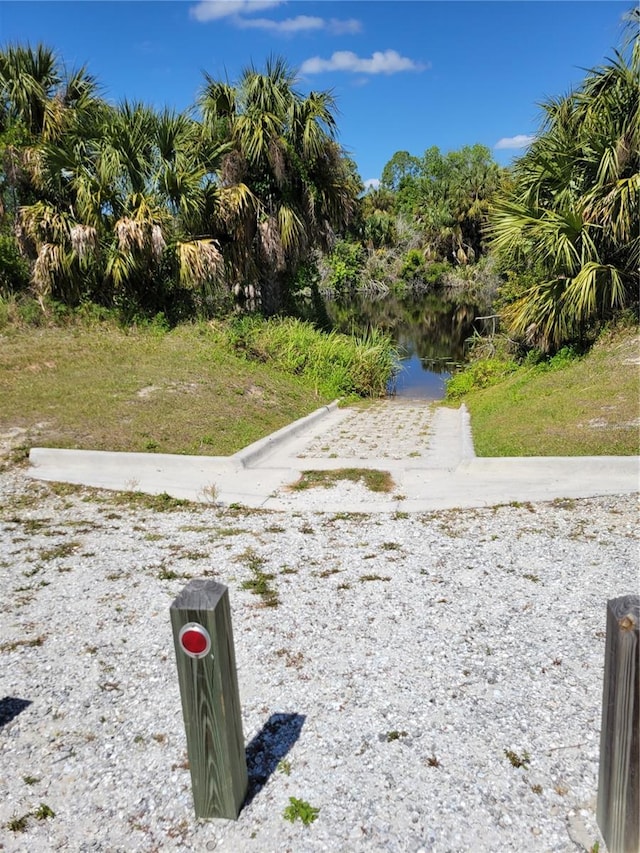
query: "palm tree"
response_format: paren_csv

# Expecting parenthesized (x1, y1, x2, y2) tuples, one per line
(489, 32, 639, 351)
(0, 44, 103, 301)
(18, 96, 234, 313)
(0, 44, 61, 137)
(199, 56, 359, 314)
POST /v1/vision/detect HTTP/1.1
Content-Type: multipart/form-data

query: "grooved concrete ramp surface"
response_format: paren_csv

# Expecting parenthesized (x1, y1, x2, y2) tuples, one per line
(28, 400, 639, 511)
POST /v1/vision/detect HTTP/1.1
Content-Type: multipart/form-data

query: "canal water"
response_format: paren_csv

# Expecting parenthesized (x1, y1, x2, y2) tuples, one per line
(325, 293, 486, 400)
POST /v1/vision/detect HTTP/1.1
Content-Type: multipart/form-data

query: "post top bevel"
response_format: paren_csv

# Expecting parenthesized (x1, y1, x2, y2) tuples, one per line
(170, 578, 228, 612)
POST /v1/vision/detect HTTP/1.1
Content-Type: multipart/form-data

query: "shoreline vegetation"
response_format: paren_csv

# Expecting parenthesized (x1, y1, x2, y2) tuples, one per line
(1, 307, 637, 461)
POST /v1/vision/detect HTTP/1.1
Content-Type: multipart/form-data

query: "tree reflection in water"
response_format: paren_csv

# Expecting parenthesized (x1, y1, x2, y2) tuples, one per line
(325, 292, 487, 399)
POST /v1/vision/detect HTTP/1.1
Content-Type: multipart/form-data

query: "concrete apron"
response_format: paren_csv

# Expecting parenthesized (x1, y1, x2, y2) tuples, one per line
(27, 403, 640, 512)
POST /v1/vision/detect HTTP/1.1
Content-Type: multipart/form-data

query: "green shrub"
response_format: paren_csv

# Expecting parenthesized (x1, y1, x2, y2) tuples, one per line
(326, 240, 364, 294)
(0, 233, 30, 294)
(399, 249, 425, 281)
(423, 261, 451, 287)
(226, 315, 397, 398)
(445, 358, 518, 400)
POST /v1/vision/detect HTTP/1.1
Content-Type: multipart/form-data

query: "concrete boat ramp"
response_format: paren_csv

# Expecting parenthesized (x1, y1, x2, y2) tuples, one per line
(27, 400, 639, 512)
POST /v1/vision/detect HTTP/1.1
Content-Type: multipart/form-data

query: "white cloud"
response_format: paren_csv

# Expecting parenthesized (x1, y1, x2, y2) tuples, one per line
(190, 1, 361, 35)
(327, 18, 362, 36)
(301, 50, 426, 75)
(236, 15, 325, 33)
(190, 1, 283, 23)
(494, 134, 535, 150)
(363, 178, 380, 191)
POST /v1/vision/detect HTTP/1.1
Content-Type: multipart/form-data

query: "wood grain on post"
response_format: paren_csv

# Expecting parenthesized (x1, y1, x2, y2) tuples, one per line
(597, 594, 640, 853)
(170, 579, 248, 820)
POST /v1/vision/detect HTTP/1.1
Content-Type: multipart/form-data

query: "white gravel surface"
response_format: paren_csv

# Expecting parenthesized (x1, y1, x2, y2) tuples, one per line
(1, 468, 638, 852)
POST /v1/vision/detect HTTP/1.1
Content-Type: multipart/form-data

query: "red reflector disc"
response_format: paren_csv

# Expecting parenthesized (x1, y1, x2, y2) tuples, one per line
(178, 623, 211, 658)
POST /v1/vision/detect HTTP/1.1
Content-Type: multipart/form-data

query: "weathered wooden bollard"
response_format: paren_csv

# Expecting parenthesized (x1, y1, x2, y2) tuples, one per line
(170, 579, 248, 820)
(597, 595, 639, 853)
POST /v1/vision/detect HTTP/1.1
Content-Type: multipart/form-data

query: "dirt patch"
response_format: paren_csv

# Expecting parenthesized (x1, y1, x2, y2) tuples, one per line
(135, 382, 202, 399)
(0, 423, 52, 463)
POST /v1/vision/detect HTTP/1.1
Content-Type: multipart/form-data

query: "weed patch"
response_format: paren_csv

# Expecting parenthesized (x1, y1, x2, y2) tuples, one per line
(283, 797, 320, 826)
(504, 749, 531, 769)
(291, 468, 393, 493)
(237, 548, 279, 607)
(0, 635, 46, 652)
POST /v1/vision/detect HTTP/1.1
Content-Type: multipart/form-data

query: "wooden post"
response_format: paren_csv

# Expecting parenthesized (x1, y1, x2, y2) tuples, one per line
(170, 579, 248, 820)
(597, 594, 640, 853)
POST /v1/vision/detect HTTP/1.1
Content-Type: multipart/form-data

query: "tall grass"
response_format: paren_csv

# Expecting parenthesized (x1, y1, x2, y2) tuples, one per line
(225, 316, 398, 398)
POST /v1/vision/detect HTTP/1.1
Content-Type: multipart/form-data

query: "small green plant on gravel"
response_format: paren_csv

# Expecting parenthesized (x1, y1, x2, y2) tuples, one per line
(7, 813, 30, 832)
(329, 511, 367, 522)
(241, 570, 278, 607)
(23, 775, 40, 785)
(33, 803, 55, 820)
(237, 548, 279, 607)
(277, 759, 292, 776)
(504, 749, 530, 769)
(359, 574, 391, 582)
(179, 550, 209, 561)
(6, 802, 55, 832)
(108, 490, 195, 512)
(38, 541, 81, 561)
(216, 526, 248, 537)
(157, 567, 181, 580)
(283, 796, 320, 826)
(386, 730, 408, 742)
(318, 568, 341, 578)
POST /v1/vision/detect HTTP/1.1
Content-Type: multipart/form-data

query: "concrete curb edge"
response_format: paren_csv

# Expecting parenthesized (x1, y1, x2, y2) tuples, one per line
(231, 400, 341, 468)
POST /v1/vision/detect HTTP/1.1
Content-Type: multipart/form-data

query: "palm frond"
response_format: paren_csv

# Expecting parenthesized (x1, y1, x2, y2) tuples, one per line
(177, 239, 223, 287)
(70, 224, 98, 260)
(278, 204, 305, 255)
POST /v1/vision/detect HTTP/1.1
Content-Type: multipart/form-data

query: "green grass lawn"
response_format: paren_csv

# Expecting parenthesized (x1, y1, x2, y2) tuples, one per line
(462, 327, 640, 456)
(2, 319, 638, 460)
(0, 323, 331, 457)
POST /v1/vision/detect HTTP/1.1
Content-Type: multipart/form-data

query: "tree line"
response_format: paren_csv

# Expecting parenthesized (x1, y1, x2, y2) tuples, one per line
(0, 49, 359, 321)
(1, 13, 638, 353)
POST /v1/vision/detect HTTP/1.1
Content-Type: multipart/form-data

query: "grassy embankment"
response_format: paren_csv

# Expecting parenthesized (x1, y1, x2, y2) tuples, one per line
(2, 313, 637, 460)
(0, 316, 395, 460)
(447, 325, 639, 456)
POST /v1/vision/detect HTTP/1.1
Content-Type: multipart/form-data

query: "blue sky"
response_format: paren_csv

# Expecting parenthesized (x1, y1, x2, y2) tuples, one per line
(0, 1, 631, 186)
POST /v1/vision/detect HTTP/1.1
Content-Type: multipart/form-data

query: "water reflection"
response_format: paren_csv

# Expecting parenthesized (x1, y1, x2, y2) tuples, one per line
(325, 292, 486, 400)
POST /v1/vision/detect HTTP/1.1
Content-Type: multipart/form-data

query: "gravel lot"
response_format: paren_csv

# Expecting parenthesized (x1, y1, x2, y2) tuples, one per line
(0, 467, 637, 852)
